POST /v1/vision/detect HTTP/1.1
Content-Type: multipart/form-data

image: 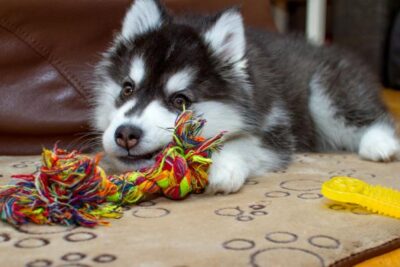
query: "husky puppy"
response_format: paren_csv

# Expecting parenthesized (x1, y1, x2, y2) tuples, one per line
(93, 0, 400, 194)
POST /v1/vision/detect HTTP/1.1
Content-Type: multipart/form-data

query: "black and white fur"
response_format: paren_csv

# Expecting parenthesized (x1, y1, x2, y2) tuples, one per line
(93, 0, 400, 194)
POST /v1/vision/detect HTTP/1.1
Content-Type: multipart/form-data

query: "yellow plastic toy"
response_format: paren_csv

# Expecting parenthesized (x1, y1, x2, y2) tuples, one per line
(321, 176, 400, 219)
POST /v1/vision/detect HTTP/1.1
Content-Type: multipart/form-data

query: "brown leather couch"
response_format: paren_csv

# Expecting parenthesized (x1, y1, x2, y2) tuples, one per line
(0, 0, 275, 155)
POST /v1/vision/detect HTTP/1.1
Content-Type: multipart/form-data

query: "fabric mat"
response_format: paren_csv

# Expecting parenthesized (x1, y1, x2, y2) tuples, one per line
(0, 153, 399, 267)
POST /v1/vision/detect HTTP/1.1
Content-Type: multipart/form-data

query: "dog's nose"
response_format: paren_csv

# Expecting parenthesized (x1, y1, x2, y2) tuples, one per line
(114, 125, 142, 150)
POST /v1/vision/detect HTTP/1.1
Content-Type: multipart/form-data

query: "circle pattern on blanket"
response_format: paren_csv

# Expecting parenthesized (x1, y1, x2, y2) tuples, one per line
(223, 238, 256, 250)
(250, 247, 324, 267)
(350, 207, 372, 215)
(215, 207, 244, 217)
(236, 215, 254, 222)
(14, 237, 50, 248)
(249, 204, 266, 210)
(61, 252, 86, 262)
(57, 264, 91, 267)
(245, 180, 259, 185)
(328, 204, 347, 211)
(297, 193, 323, 200)
(265, 232, 298, 244)
(132, 207, 170, 218)
(250, 210, 268, 216)
(16, 224, 77, 235)
(26, 259, 53, 267)
(64, 232, 97, 243)
(280, 179, 322, 191)
(264, 191, 290, 198)
(308, 235, 340, 249)
(12, 163, 29, 168)
(93, 254, 117, 263)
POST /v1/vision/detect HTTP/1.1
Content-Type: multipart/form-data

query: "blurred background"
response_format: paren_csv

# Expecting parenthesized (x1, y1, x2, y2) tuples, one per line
(271, 0, 400, 90)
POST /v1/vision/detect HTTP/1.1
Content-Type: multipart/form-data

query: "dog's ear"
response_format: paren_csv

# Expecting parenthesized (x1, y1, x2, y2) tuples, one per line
(203, 9, 246, 64)
(121, 0, 167, 39)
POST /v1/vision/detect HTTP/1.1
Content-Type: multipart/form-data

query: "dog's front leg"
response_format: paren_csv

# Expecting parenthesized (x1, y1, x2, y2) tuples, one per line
(206, 135, 288, 194)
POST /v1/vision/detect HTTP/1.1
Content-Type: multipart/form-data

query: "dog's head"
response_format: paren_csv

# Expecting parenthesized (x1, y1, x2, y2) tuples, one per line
(93, 0, 251, 171)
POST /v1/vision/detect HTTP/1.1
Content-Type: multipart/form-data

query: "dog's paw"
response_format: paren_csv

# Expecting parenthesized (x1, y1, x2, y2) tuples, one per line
(359, 124, 400, 162)
(206, 154, 248, 195)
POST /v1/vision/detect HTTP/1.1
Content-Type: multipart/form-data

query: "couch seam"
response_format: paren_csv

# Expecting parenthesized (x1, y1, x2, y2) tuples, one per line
(0, 17, 89, 103)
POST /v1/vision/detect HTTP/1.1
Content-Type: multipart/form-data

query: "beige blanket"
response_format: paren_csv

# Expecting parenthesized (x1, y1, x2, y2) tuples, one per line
(0, 153, 399, 267)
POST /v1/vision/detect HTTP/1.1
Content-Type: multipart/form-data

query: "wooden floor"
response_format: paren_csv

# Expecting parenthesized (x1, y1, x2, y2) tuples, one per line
(383, 89, 400, 122)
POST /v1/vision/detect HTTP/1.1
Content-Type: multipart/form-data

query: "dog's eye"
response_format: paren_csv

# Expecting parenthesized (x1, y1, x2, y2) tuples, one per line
(171, 94, 191, 109)
(122, 81, 135, 97)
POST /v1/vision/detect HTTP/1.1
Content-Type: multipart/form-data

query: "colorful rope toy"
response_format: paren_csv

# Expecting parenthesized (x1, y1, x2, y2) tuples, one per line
(0, 110, 224, 227)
